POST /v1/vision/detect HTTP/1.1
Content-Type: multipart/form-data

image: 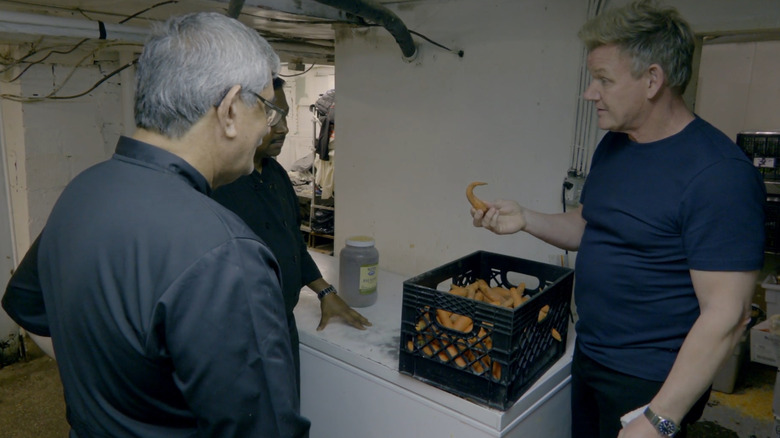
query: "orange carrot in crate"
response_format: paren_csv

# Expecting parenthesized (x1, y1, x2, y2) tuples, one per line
(451, 315, 473, 332)
(510, 287, 523, 308)
(449, 284, 468, 297)
(492, 361, 502, 380)
(467, 182, 489, 212)
(436, 309, 455, 329)
(538, 305, 550, 323)
(407, 340, 415, 352)
(551, 328, 562, 342)
(465, 282, 479, 299)
(482, 287, 505, 303)
(491, 287, 511, 299)
(467, 351, 484, 374)
(446, 344, 467, 368)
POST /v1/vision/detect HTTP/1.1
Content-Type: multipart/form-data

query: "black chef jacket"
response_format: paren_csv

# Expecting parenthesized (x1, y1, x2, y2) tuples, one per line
(212, 157, 321, 392)
(2, 136, 310, 438)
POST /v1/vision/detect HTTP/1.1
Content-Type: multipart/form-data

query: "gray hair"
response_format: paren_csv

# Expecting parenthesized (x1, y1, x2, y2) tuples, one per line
(134, 12, 280, 138)
(578, 0, 695, 95)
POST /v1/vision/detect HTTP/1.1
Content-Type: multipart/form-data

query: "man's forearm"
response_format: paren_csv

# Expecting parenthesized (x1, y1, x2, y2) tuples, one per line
(649, 311, 748, 425)
(648, 269, 756, 425)
(523, 206, 585, 251)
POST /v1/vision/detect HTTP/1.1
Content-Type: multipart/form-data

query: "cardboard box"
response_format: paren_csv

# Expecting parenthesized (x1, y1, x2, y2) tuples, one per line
(762, 275, 780, 318)
(751, 319, 780, 367)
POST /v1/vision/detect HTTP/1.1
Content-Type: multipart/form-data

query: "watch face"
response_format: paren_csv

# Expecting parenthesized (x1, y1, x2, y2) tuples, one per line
(658, 419, 677, 435)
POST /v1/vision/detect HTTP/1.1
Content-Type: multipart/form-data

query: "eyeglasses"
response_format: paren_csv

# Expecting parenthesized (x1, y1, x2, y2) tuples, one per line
(251, 91, 288, 127)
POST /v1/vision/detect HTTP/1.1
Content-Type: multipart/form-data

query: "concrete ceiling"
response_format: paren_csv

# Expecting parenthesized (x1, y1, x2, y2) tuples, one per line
(0, 0, 423, 65)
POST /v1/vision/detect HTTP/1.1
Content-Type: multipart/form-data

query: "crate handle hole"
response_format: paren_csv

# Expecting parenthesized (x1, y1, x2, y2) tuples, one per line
(505, 271, 540, 290)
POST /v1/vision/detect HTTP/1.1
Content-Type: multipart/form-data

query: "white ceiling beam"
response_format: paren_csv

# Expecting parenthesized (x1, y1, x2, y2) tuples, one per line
(229, 0, 362, 22)
(0, 10, 148, 43)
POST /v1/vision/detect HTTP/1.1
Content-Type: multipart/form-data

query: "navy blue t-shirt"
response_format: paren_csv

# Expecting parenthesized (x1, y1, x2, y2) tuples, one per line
(575, 117, 765, 381)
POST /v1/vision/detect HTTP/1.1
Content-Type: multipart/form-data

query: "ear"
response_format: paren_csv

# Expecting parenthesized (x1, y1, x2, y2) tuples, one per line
(646, 64, 665, 99)
(215, 84, 242, 139)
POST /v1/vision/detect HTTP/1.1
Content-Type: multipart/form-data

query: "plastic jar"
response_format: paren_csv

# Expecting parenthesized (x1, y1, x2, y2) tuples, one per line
(339, 236, 379, 307)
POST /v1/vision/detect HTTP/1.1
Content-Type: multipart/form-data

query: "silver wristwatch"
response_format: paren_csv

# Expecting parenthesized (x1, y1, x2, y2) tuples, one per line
(643, 406, 679, 437)
(317, 285, 337, 300)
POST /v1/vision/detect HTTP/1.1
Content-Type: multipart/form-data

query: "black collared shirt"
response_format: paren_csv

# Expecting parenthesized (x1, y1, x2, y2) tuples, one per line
(212, 157, 321, 315)
(2, 136, 310, 438)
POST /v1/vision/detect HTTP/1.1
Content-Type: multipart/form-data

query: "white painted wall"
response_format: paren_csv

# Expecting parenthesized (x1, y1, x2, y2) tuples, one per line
(695, 40, 780, 139)
(333, 0, 780, 277)
(1, 0, 779, 282)
(334, 0, 587, 276)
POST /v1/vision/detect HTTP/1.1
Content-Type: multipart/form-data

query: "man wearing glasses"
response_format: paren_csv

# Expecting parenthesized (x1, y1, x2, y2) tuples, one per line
(2, 12, 310, 438)
(214, 78, 371, 395)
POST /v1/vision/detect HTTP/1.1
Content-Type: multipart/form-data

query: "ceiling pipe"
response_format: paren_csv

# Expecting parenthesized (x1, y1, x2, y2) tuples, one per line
(310, 0, 417, 62)
(0, 10, 148, 43)
(226, 0, 246, 19)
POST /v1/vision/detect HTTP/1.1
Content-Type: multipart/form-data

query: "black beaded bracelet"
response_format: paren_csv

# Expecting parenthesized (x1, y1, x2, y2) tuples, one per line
(317, 285, 337, 300)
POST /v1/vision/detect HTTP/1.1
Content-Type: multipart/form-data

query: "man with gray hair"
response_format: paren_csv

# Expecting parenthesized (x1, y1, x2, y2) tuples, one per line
(471, 1, 764, 437)
(2, 12, 310, 437)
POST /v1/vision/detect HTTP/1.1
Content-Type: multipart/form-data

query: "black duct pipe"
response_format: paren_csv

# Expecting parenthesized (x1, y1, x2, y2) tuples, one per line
(226, 0, 245, 18)
(311, 0, 417, 61)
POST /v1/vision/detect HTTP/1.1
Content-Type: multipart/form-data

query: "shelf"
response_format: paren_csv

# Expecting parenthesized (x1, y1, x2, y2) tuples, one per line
(309, 245, 334, 255)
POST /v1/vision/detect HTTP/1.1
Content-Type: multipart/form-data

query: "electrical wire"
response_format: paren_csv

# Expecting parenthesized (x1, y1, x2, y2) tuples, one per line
(119, 0, 178, 24)
(0, 42, 140, 102)
(0, 0, 175, 100)
(49, 59, 136, 100)
(408, 29, 463, 58)
(365, 24, 463, 58)
(5, 39, 90, 81)
(279, 63, 317, 77)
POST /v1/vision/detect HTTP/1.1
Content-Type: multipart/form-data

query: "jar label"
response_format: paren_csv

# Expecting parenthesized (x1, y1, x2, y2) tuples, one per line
(359, 263, 378, 295)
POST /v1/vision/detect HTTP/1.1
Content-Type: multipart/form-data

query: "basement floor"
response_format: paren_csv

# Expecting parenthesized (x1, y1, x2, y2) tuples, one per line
(0, 340, 776, 438)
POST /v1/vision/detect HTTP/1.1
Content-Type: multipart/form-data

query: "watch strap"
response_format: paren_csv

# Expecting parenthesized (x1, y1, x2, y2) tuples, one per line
(643, 406, 679, 437)
(317, 285, 337, 300)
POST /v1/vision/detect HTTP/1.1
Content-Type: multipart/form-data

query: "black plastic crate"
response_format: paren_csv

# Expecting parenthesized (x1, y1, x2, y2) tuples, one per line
(737, 131, 780, 181)
(398, 251, 574, 410)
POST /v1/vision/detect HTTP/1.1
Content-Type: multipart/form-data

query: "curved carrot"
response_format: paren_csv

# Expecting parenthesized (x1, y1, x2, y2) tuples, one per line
(466, 182, 488, 212)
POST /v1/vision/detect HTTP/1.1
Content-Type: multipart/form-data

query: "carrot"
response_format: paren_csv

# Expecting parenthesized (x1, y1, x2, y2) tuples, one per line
(465, 282, 479, 299)
(446, 344, 467, 368)
(466, 181, 489, 212)
(538, 304, 550, 322)
(491, 287, 511, 299)
(466, 350, 484, 374)
(449, 284, 468, 297)
(482, 286, 504, 303)
(436, 309, 454, 329)
(501, 297, 514, 308)
(407, 340, 415, 352)
(551, 328, 562, 342)
(510, 287, 523, 308)
(452, 315, 473, 332)
(492, 361, 502, 380)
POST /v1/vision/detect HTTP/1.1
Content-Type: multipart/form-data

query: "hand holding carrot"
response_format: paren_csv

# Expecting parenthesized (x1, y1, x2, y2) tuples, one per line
(471, 199, 528, 235)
